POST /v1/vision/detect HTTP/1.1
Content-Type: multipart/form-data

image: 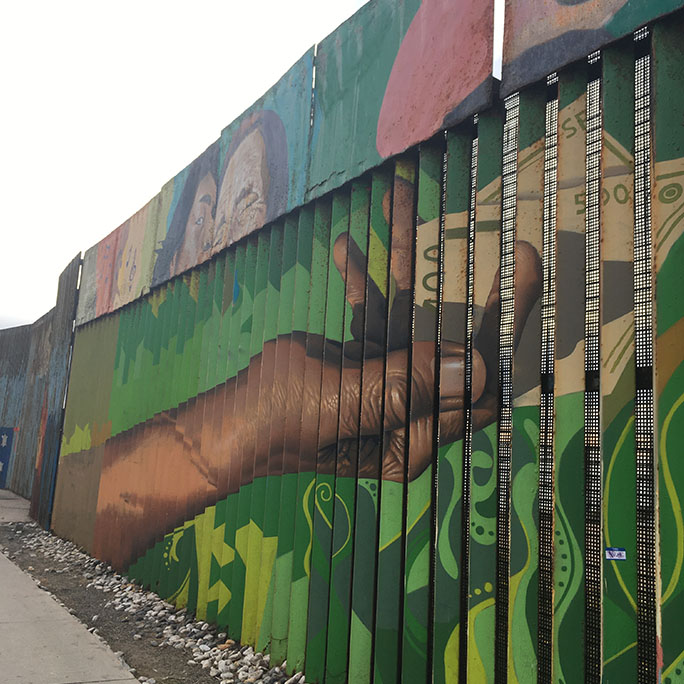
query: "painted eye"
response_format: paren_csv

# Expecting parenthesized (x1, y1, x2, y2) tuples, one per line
(238, 192, 260, 216)
(195, 215, 204, 227)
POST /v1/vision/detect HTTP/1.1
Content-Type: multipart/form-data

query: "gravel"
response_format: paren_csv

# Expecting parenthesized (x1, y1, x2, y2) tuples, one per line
(0, 521, 307, 684)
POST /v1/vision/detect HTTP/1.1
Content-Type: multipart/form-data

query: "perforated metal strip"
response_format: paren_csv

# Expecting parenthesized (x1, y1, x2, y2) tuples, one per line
(459, 123, 479, 683)
(538, 75, 559, 684)
(584, 54, 603, 683)
(633, 28, 657, 683)
(495, 94, 520, 683)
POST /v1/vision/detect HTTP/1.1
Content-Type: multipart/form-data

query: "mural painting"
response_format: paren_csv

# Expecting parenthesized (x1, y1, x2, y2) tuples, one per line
(464, 108, 504, 684)
(0, 325, 31, 486)
(431, 127, 470, 684)
(152, 145, 219, 285)
(74, 51, 314, 327)
(73, 0, 496, 323)
(509, 83, 545, 684)
(599, 40, 638, 681)
(19, 2, 684, 683)
(653, 16, 684, 683)
(54, 128, 545, 684)
(553, 62, 587, 684)
(307, 0, 495, 199)
(502, 0, 684, 96)
(0, 255, 80, 521)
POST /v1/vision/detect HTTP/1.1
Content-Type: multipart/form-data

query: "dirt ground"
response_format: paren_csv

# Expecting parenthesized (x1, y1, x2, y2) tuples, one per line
(0, 520, 227, 684)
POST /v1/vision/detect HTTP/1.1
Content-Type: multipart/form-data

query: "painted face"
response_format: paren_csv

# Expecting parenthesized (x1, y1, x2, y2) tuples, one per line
(118, 206, 149, 303)
(175, 172, 217, 274)
(213, 128, 269, 250)
(112, 226, 133, 307)
(122, 245, 137, 289)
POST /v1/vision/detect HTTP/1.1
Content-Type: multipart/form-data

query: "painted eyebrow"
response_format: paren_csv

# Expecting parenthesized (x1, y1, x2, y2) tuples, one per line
(235, 185, 257, 206)
(198, 194, 213, 205)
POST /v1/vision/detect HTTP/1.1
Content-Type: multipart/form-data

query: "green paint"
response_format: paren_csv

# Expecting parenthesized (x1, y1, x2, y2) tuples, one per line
(601, 40, 638, 682)
(269, 215, 305, 663)
(61, 314, 118, 456)
(477, 107, 504, 193)
(554, 392, 585, 684)
(305, 188, 350, 683)
(244, 224, 283, 646)
(433, 441, 464, 684)
(517, 83, 546, 151)
(307, 0, 421, 199)
(324, 476, 357, 683)
(348, 167, 392, 684)
(374, 158, 416, 684)
(467, 108, 503, 683)
(256, 223, 289, 650)
(654, 15, 684, 680)
(432, 127, 472, 684)
(553, 62, 588, 684)
(324, 178, 371, 684)
(227, 238, 259, 637)
(508, 85, 544, 683)
(270, 212, 314, 662)
(607, 0, 684, 45)
(286, 198, 331, 673)
(402, 140, 442, 683)
(510, 409, 540, 683)
(236, 231, 273, 645)
(446, 126, 473, 216)
(216, 243, 246, 633)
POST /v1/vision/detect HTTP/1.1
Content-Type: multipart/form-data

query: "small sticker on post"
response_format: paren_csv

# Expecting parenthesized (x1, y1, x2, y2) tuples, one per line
(605, 547, 627, 561)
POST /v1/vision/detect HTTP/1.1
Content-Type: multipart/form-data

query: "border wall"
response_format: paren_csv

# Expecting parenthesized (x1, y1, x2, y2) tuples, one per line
(2, 1, 684, 681)
(0, 255, 79, 523)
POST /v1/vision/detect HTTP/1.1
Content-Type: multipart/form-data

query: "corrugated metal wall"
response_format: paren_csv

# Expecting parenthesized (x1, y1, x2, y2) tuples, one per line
(29, 255, 81, 527)
(0, 255, 80, 523)
(5, 2, 684, 682)
(4, 310, 53, 498)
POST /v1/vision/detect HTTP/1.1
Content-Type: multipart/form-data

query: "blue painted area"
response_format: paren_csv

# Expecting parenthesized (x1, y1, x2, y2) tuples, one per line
(233, 273, 241, 303)
(0, 428, 15, 489)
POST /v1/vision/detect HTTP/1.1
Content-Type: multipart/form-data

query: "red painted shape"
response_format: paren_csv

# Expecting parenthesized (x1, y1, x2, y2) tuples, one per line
(376, 0, 493, 158)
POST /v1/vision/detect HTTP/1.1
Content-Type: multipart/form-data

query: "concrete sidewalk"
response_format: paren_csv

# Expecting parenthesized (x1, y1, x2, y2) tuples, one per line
(0, 488, 31, 523)
(0, 489, 136, 684)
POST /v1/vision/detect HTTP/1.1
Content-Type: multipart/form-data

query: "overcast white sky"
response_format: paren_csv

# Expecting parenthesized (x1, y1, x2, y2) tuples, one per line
(0, 0, 503, 329)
